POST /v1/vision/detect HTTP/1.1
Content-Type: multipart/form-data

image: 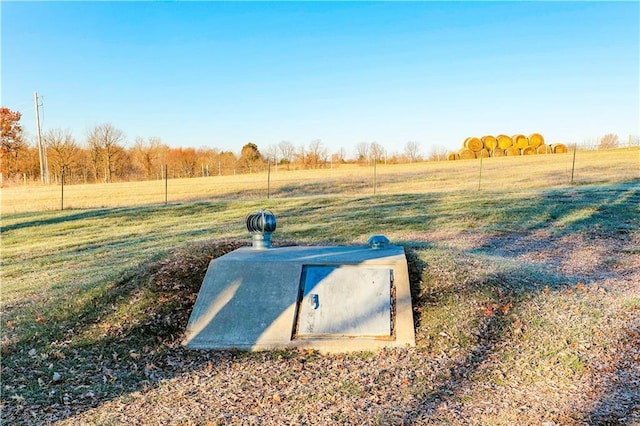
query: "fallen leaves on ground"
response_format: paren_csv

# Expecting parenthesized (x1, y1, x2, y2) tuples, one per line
(3, 230, 639, 425)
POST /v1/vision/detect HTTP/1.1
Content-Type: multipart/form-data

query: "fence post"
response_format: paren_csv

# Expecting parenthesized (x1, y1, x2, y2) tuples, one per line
(478, 156, 483, 190)
(267, 159, 271, 199)
(373, 161, 377, 195)
(570, 144, 577, 185)
(165, 164, 168, 205)
(61, 168, 65, 211)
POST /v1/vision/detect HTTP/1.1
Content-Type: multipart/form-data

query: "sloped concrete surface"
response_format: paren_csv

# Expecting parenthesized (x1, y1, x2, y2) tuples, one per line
(183, 245, 415, 353)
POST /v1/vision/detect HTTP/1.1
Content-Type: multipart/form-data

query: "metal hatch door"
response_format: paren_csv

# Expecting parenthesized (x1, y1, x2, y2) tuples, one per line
(293, 265, 393, 339)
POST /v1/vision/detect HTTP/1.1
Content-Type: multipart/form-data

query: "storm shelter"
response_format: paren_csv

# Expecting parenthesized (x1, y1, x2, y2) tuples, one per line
(183, 212, 415, 353)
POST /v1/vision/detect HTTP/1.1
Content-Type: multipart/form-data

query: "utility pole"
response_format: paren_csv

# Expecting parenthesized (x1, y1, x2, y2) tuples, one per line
(34, 92, 49, 183)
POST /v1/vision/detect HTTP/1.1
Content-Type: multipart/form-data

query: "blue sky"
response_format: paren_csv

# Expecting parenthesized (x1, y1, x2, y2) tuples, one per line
(2, 1, 638, 156)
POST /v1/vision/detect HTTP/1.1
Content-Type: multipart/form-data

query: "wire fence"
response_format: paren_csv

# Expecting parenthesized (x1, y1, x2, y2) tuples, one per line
(1, 148, 638, 215)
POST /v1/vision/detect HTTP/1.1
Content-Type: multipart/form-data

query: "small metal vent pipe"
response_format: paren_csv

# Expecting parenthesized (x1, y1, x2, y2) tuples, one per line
(368, 234, 390, 249)
(246, 210, 277, 249)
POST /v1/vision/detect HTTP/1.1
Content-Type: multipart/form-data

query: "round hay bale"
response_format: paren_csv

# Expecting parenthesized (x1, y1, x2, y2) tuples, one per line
(464, 137, 484, 152)
(505, 146, 521, 156)
(492, 148, 505, 157)
(481, 135, 498, 151)
(446, 152, 460, 161)
(459, 147, 476, 160)
(512, 134, 529, 149)
(551, 143, 568, 153)
(476, 148, 490, 158)
(529, 133, 545, 148)
(496, 134, 512, 149)
(536, 144, 551, 154)
(522, 146, 536, 155)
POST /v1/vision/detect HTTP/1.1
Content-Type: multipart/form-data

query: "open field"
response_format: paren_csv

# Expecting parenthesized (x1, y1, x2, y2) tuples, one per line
(1, 148, 638, 215)
(1, 148, 639, 424)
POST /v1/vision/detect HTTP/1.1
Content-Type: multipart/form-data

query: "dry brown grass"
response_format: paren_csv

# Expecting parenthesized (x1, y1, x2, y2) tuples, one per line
(2, 148, 637, 215)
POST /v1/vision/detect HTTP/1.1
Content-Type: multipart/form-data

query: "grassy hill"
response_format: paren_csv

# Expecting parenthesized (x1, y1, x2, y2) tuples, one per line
(1, 149, 638, 424)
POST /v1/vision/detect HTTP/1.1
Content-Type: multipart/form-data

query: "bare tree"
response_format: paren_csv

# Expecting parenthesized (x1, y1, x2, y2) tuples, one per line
(167, 147, 198, 177)
(332, 147, 347, 165)
(295, 144, 307, 169)
(197, 147, 220, 177)
(307, 139, 328, 169)
(132, 136, 165, 180)
(598, 133, 619, 150)
(370, 142, 385, 163)
(43, 128, 80, 182)
(264, 144, 278, 168)
(427, 145, 446, 161)
(355, 142, 370, 164)
(278, 140, 295, 170)
(87, 124, 126, 182)
(404, 141, 421, 163)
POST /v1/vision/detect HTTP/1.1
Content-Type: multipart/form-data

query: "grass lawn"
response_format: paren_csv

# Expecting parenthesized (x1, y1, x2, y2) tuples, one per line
(1, 149, 639, 424)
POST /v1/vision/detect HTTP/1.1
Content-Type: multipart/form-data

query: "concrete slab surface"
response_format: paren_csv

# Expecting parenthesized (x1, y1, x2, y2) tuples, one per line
(183, 245, 415, 353)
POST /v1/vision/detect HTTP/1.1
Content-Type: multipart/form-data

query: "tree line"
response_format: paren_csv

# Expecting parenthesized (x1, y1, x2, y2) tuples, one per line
(1, 107, 425, 186)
